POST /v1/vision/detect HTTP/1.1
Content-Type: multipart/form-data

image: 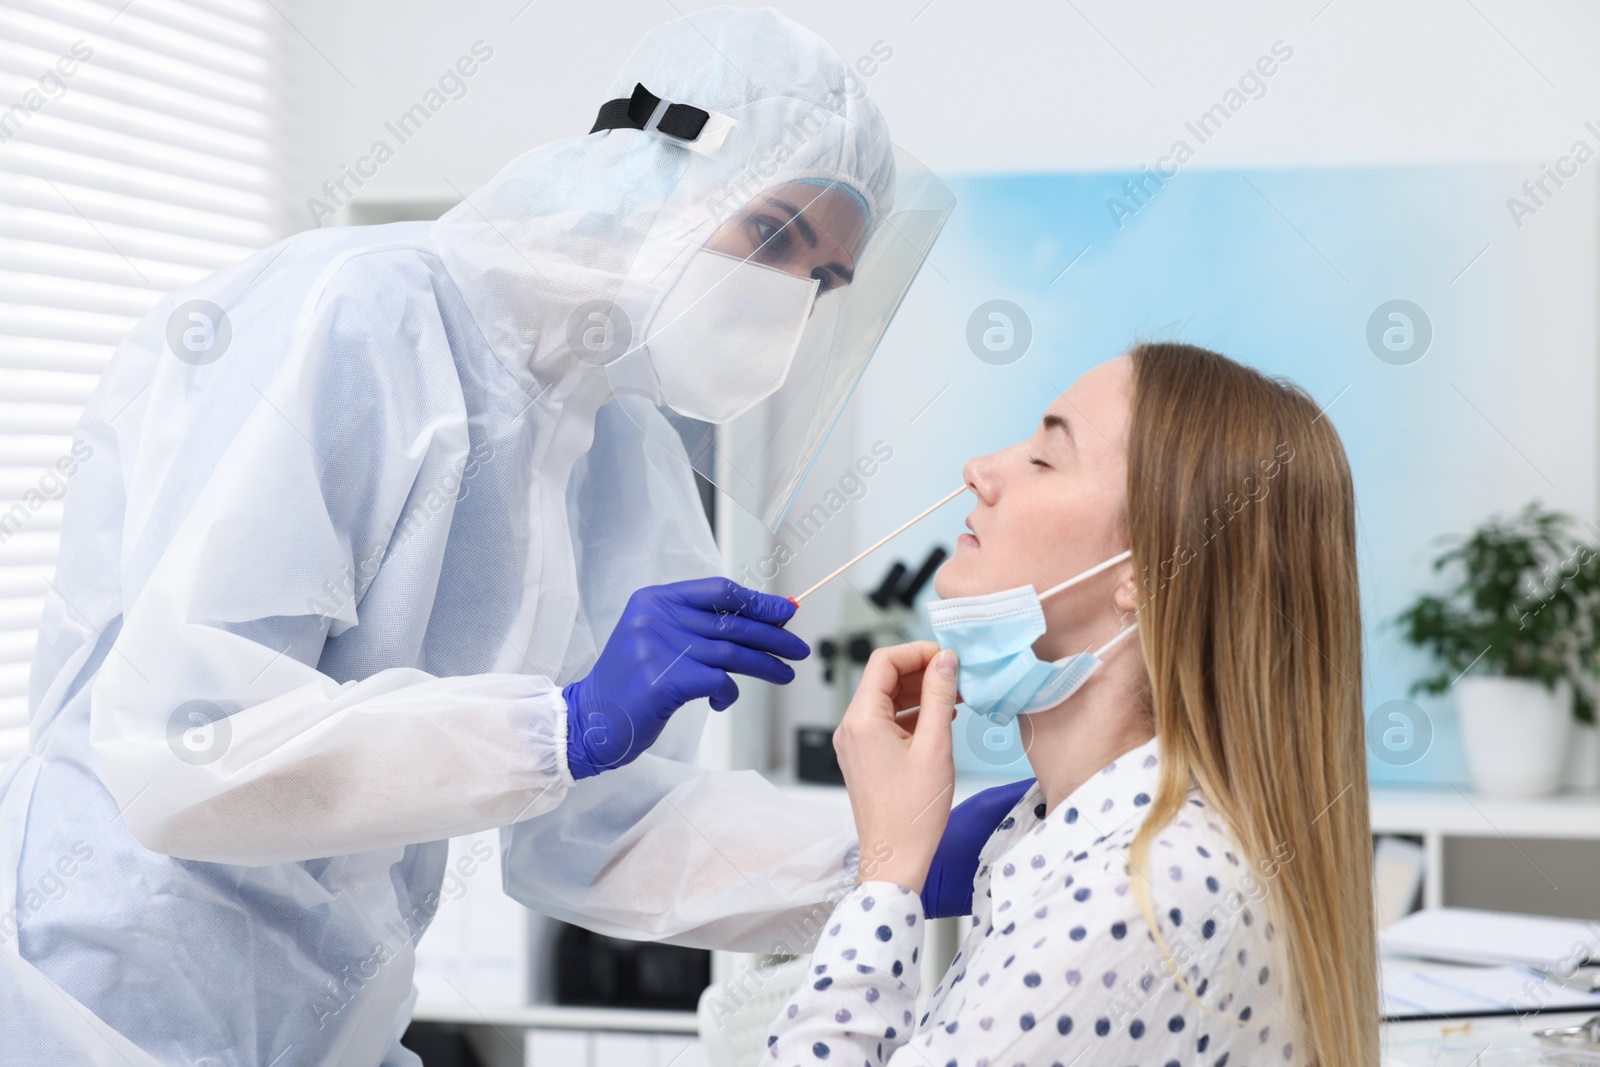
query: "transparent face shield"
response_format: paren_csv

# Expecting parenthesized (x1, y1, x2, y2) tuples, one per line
(599, 135, 954, 531)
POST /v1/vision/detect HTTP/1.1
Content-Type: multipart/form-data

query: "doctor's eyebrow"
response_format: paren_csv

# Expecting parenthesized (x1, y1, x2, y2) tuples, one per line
(766, 198, 818, 248)
(764, 196, 856, 284)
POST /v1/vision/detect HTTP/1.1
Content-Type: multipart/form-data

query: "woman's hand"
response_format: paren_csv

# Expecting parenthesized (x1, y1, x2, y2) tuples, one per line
(833, 641, 961, 894)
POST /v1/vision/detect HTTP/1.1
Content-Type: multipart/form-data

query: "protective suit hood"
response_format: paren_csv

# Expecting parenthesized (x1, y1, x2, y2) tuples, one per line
(432, 6, 896, 399)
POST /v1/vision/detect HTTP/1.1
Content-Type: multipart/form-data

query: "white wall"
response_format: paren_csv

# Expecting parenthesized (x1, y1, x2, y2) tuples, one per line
(281, 0, 1600, 214)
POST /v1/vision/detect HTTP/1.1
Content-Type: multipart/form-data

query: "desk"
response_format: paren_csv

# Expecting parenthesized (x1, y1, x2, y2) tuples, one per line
(1385, 1008, 1597, 1065)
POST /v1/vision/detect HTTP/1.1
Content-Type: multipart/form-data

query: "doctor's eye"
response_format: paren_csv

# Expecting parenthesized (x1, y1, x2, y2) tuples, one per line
(749, 215, 793, 259)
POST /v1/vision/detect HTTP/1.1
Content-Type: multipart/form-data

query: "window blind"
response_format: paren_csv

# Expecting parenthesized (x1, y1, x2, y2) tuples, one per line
(0, 0, 279, 760)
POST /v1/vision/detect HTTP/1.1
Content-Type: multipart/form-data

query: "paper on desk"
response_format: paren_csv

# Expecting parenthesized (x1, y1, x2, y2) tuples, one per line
(1381, 908, 1600, 969)
(1384, 960, 1600, 1020)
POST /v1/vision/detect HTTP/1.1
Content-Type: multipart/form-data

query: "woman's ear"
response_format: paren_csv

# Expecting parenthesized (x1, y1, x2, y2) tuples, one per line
(1112, 563, 1142, 622)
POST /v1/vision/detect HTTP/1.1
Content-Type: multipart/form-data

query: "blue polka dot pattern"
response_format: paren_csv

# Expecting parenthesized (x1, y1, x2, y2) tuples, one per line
(762, 736, 1298, 1066)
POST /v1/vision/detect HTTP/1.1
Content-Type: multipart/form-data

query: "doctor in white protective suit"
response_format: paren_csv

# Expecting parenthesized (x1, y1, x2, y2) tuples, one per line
(0, 7, 958, 1066)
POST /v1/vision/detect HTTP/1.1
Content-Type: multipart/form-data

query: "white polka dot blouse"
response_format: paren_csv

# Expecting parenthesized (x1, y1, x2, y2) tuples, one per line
(764, 736, 1301, 1066)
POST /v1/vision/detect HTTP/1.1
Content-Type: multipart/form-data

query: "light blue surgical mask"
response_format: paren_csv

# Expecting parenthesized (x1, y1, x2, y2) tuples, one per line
(925, 549, 1138, 726)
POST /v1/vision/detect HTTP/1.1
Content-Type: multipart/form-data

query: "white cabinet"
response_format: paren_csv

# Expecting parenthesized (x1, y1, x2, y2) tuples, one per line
(1370, 788, 1600, 915)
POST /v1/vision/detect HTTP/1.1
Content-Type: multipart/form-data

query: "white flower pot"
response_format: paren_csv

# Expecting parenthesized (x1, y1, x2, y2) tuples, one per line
(1565, 721, 1600, 793)
(1455, 676, 1571, 798)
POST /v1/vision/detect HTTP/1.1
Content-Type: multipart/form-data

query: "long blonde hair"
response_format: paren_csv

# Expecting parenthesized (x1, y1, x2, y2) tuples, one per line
(1123, 343, 1377, 1065)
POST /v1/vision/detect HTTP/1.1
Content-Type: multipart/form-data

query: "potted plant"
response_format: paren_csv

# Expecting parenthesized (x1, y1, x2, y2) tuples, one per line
(1395, 503, 1596, 797)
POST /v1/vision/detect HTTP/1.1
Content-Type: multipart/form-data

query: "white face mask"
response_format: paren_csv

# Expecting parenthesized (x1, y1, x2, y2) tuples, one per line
(645, 248, 819, 424)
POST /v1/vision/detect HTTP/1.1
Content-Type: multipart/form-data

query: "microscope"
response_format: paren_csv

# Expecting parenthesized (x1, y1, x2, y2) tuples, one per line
(795, 545, 948, 784)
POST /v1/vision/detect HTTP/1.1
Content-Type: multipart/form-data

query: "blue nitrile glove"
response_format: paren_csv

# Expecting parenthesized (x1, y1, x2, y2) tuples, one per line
(920, 777, 1037, 918)
(562, 577, 808, 780)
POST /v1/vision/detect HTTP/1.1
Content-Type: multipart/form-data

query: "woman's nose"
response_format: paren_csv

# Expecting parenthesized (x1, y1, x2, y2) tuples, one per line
(963, 454, 999, 504)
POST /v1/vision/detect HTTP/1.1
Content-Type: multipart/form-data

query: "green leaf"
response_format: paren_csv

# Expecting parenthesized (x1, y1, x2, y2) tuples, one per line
(1394, 501, 1598, 724)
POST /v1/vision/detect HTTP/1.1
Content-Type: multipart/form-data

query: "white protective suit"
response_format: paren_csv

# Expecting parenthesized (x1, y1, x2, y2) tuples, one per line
(0, 9, 942, 1066)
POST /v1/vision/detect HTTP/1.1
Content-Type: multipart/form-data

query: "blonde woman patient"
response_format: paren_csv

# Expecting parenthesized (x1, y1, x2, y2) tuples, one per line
(764, 343, 1378, 1066)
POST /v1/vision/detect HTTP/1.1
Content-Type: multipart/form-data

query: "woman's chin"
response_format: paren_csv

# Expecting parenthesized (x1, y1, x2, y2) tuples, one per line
(931, 560, 976, 600)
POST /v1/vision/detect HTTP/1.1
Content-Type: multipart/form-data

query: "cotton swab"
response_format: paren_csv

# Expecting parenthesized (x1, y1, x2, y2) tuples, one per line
(789, 484, 971, 605)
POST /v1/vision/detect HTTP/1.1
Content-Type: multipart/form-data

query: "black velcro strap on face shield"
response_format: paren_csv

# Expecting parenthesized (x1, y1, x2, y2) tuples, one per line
(589, 82, 709, 141)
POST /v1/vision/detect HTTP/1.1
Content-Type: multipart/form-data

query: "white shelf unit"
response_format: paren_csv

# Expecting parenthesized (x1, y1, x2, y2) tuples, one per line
(1369, 787, 1600, 911)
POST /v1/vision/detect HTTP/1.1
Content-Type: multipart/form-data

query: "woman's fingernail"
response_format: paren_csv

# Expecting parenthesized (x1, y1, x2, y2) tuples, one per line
(936, 650, 958, 679)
